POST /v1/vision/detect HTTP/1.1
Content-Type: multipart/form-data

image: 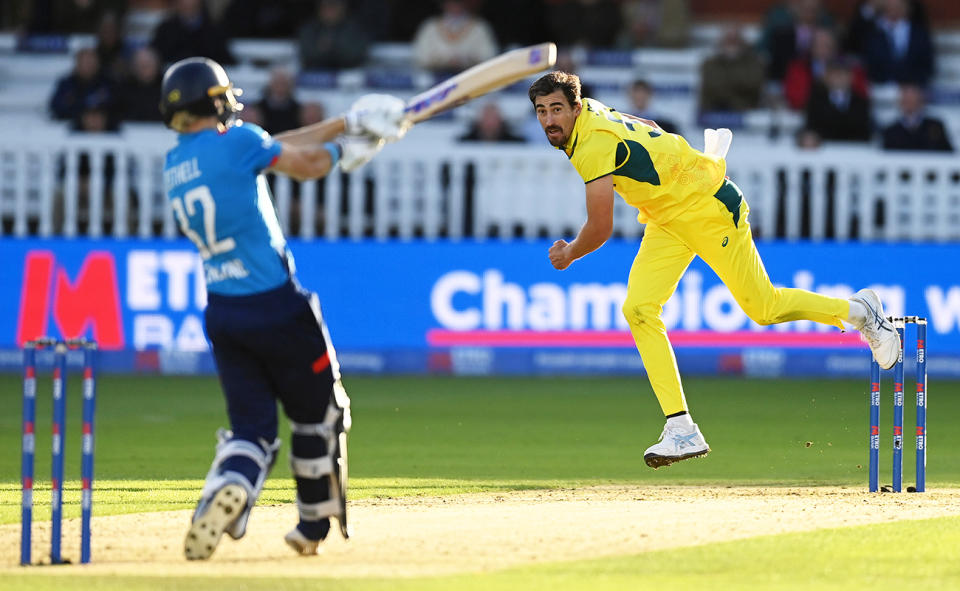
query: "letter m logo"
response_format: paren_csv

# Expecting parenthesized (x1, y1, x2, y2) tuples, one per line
(17, 251, 124, 348)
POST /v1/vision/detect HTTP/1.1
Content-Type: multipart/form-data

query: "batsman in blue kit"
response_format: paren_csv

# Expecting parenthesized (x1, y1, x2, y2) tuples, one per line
(159, 57, 409, 559)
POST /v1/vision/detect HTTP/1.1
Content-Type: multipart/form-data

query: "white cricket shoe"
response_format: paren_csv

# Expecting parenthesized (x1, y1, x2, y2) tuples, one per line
(284, 527, 321, 556)
(643, 422, 710, 469)
(849, 288, 899, 370)
(184, 484, 247, 560)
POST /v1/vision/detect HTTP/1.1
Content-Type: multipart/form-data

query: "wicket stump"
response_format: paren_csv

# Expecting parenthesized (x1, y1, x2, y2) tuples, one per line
(21, 337, 98, 565)
(868, 317, 926, 493)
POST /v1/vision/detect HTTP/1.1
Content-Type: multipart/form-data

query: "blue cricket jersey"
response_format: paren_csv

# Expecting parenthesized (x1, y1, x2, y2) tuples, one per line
(163, 121, 289, 296)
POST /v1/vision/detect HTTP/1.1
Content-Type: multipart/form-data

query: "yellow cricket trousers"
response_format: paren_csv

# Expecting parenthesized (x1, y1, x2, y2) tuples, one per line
(621, 179, 850, 416)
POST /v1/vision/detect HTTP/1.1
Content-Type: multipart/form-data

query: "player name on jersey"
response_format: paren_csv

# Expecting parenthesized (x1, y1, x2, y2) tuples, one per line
(204, 259, 250, 284)
(163, 158, 202, 192)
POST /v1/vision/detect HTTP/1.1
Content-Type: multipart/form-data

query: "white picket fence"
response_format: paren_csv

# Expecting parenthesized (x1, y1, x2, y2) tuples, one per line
(2, 131, 960, 242)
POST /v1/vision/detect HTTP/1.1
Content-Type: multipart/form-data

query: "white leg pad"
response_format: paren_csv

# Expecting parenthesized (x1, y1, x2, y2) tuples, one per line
(198, 429, 280, 539)
(296, 497, 343, 521)
(289, 402, 348, 525)
(290, 455, 335, 479)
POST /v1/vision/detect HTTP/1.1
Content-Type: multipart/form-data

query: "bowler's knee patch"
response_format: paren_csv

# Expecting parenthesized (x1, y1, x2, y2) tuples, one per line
(622, 300, 663, 330)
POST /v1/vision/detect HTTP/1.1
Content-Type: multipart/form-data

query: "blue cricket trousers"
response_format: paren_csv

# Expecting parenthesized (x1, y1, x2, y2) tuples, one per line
(204, 280, 337, 443)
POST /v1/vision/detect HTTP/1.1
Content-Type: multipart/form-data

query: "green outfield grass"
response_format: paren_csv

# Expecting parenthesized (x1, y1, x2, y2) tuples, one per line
(1, 374, 958, 589)
(2, 374, 958, 496)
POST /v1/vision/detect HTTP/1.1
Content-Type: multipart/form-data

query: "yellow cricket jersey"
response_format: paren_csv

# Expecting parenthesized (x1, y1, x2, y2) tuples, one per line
(561, 98, 727, 224)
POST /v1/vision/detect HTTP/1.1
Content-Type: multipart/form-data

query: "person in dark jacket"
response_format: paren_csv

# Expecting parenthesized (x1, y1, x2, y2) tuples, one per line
(699, 25, 764, 113)
(49, 47, 116, 123)
(804, 57, 872, 141)
(118, 47, 164, 122)
(459, 103, 525, 142)
(255, 68, 302, 135)
(862, 0, 933, 85)
(150, 0, 234, 65)
(298, 0, 370, 70)
(882, 84, 953, 151)
(842, 0, 927, 55)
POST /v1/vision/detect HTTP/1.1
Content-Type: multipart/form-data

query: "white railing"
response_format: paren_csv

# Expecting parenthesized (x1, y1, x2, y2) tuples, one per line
(726, 148, 960, 242)
(2, 132, 960, 242)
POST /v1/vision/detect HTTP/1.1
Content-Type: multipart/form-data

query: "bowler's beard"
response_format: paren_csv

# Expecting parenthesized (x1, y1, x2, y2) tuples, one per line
(544, 126, 567, 146)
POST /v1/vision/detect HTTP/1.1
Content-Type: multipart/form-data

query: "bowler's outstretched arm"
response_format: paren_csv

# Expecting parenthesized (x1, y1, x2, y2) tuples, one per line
(548, 174, 614, 270)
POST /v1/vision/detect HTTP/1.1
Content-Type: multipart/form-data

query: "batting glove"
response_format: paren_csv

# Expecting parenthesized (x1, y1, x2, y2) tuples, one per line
(338, 135, 386, 173)
(343, 94, 411, 143)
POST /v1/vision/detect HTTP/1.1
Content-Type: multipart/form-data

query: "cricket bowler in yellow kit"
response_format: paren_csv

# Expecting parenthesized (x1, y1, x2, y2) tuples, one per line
(529, 71, 901, 468)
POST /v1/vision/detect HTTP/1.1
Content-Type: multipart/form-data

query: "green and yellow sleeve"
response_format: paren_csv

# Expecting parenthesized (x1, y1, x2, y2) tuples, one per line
(570, 130, 620, 184)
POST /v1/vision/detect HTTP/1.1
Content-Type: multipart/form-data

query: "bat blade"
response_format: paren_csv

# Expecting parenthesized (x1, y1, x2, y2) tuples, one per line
(405, 42, 557, 124)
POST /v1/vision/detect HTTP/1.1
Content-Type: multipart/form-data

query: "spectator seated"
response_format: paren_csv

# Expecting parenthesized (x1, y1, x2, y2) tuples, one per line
(255, 67, 301, 135)
(118, 47, 163, 123)
(862, 0, 934, 86)
(150, 0, 234, 66)
(882, 84, 953, 151)
(49, 47, 116, 124)
(804, 57, 872, 142)
(458, 102, 525, 143)
(699, 25, 765, 114)
(412, 0, 497, 73)
(298, 0, 370, 71)
(783, 26, 868, 111)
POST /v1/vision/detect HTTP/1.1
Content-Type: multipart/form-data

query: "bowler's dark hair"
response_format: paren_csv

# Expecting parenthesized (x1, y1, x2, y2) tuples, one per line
(528, 71, 582, 107)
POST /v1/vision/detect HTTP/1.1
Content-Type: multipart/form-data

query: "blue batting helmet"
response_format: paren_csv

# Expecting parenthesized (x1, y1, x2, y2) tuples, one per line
(159, 57, 243, 128)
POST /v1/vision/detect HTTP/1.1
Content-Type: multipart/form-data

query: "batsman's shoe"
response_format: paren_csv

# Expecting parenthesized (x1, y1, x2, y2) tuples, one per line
(184, 484, 247, 560)
(850, 288, 899, 370)
(643, 422, 710, 469)
(284, 526, 323, 556)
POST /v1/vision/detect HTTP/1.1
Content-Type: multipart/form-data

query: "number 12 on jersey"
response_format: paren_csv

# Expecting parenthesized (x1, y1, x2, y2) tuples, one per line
(171, 185, 236, 260)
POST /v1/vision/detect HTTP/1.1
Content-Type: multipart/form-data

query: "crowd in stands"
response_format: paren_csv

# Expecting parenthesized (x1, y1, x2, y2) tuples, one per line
(699, 26, 765, 114)
(751, 0, 948, 150)
(0, 0, 951, 152)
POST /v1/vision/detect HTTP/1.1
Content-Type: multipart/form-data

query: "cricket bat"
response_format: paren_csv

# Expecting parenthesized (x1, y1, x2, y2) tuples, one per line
(404, 42, 558, 124)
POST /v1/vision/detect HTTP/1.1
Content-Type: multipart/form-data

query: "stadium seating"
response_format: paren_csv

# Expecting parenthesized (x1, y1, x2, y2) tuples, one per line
(4, 26, 960, 140)
(2, 26, 960, 242)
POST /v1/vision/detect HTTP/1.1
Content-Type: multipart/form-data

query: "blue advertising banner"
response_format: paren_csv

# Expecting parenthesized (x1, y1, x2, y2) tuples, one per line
(2, 238, 959, 377)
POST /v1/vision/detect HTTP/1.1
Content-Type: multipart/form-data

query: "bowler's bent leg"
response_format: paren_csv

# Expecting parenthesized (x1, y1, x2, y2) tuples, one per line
(680, 181, 850, 329)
